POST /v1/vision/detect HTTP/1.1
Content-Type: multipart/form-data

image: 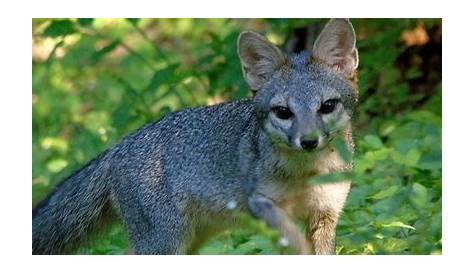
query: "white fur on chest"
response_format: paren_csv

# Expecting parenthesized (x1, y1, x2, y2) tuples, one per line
(262, 144, 352, 218)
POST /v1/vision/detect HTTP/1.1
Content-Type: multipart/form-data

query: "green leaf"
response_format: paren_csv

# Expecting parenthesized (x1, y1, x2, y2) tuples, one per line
(371, 185, 400, 200)
(395, 139, 416, 154)
(364, 134, 384, 149)
(248, 234, 279, 254)
(43, 19, 77, 37)
(126, 18, 140, 26)
(46, 159, 68, 173)
(198, 240, 228, 255)
(333, 137, 352, 164)
(309, 172, 352, 185)
(406, 67, 423, 79)
(379, 238, 410, 254)
(40, 137, 69, 153)
(91, 40, 120, 65)
(83, 111, 110, 134)
(418, 151, 441, 170)
(145, 64, 181, 94)
(378, 120, 397, 136)
(405, 111, 440, 126)
(410, 183, 429, 209)
(381, 221, 416, 230)
(78, 18, 94, 27)
(405, 148, 422, 167)
(390, 149, 405, 165)
(355, 148, 391, 172)
(367, 148, 391, 162)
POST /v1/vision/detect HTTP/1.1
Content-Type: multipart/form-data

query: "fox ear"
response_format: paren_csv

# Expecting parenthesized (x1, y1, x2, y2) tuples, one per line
(238, 31, 286, 91)
(312, 19, 358, 78)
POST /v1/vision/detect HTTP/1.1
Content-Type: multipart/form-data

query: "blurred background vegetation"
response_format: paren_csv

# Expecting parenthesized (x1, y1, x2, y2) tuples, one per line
(32, 18, 441, 255)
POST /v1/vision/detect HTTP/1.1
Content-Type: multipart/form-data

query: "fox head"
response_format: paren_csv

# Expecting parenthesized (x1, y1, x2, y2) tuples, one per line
(238, 19, 359, 152)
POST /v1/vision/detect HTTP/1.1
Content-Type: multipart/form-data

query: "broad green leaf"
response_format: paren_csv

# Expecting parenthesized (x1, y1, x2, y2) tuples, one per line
(43, 19, 76, 37)
(410, 183, 429, 209)
(378, 120, 397, 136)
(405, 148, 422, 167)
(333, 137, 352, 164)
(371, 185, 400, 200)
(364, 134, 384, 149)
(390, 149, 405, 165)
(418, 151, 442, 170)
(395, 139, 416, 154)
(78, 18, 94, 27)
(145, 64, 181, 94)
(366, 148, 390, 162)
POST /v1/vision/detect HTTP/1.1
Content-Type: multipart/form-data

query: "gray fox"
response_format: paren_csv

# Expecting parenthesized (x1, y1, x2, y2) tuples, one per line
(32, 18, 359, 255)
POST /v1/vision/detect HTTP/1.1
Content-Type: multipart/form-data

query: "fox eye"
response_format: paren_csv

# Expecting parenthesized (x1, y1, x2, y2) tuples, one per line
(271, 106, 293, 120)
(319, 99, 340, 114)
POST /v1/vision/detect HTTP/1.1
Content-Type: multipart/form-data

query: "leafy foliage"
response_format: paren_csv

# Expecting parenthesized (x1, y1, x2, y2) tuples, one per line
(32, 18, 442, 255)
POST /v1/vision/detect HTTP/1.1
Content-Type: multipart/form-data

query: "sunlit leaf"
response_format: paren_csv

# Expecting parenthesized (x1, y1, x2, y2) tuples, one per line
(46, 159, 68, 173)
(381, 221, 416, 230)
(41, 137, 69, 153)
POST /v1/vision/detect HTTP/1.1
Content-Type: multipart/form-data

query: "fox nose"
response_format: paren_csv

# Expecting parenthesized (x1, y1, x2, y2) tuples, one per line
(300, 139, 318, 150)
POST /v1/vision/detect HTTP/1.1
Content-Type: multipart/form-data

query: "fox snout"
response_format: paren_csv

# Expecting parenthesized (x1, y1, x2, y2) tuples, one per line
(290, 114, 330, 151)
(300, 138, 318, 150)
(292, 131, 329, 151)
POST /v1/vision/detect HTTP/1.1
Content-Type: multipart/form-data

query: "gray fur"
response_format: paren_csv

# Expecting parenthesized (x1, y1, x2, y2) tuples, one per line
(313, 18, 359, 78)
(238, 31, 287, 91)
(32, 19, 358, 255)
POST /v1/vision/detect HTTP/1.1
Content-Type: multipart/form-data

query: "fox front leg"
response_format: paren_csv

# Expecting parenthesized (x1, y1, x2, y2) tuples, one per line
(248, 193, 313, 255)
(306, 210, 338, 254)
(306, 181, 351, 255)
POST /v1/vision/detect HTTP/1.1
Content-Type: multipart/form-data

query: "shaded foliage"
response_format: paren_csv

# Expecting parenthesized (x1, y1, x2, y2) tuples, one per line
(32, 18, 441, 255)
